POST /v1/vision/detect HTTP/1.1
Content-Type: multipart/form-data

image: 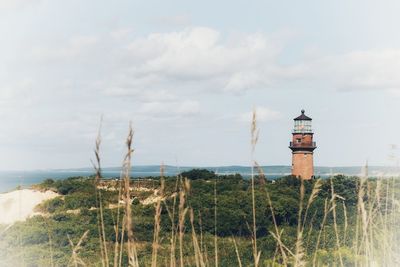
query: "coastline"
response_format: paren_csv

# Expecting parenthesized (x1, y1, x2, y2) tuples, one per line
(0, 189, 59, 225)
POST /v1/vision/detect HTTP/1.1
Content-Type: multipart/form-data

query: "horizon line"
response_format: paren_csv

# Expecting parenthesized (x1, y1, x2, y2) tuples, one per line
(0, 164, 397, 173)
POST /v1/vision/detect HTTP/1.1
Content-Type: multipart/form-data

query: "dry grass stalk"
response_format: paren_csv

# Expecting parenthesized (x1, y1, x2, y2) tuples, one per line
(342, 200, 348, 244)
(189, 208, 206, 267)
(294, 178, 323, 267)
(354, 178, 361, 267)
(113, 176, 123, 267)
(305, 210, 318, 248)
(92, 120, 109, 267)
(266, 190, 288, 266)
(312, 197, 331, 267)
(118, 216, 126, 267)
(178, 176, 189, 267)
(231, 236, 243, 267)
(151, 164, 165, 267)
(389, 176, 396, 261)
(302, 179, 322, 231)
(122, 123, 139, 267)
(251, 109, 259, 154)
(99, 192, 109, 265)
(250, 109, 260, 267)
(199, 210, 210, 267)
(269, 229, 295, 258)
(380, 178, 391, 265)
(357, 172, 369, 264)
(163, 175, 180, 267)
(68, 230, 90, 267)
(254, 162, 288, 266)
(330, 178, 344, 267)
(366, 181, 375, 263)
(197, 211, 205, 261)
(44, 218, 55, 267)
(294, 178, 306, 267)
(214, 178, 219, 267)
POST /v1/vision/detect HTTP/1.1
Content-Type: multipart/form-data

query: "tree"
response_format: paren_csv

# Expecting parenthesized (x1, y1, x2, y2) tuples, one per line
(180, 169, 216, 180)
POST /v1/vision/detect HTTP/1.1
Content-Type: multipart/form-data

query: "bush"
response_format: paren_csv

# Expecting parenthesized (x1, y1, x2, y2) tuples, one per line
(36, 197, 64, 213)
(180, 169, 216, 180)
(54, 177, 94, 195)
(64, 193, 96, 210)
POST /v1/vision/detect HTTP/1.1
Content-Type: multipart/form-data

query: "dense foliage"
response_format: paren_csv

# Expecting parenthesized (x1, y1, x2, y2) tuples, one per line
(0, 173, 398, 266)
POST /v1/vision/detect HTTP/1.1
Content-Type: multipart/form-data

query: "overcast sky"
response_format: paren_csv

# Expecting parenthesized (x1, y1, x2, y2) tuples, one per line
(0, 0, 400, 170)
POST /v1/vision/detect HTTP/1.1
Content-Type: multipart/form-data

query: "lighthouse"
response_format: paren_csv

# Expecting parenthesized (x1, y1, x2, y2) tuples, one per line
(289, 110, 317, 180)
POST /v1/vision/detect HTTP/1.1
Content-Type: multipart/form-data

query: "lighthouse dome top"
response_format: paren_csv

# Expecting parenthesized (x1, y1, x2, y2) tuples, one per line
(294, 109, 312, 121)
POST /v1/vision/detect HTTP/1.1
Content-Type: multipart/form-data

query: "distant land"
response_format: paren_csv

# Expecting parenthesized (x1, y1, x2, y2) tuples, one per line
(0, 165, 399, 193)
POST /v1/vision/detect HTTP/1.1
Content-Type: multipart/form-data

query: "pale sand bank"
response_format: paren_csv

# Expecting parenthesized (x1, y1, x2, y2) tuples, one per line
(0, 189, 59, 225)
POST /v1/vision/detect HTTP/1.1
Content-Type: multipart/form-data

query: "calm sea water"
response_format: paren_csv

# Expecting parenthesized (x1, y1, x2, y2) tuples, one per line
(0, 170, 162, 193)
(0, 165, 383, 193)
(0, 166, 290, 193)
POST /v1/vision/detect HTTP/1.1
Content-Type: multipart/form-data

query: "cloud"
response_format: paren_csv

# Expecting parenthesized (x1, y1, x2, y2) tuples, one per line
(106, 29, 400, 94)
(300, 49, 400, 92)
(11, 27, 400, 123)
(101, 27, 287, 96)
(26, 27, 400, 95)
(31, 35, 99, 61)
(21, 27, 294, 103)
(238, 107, 281, 122)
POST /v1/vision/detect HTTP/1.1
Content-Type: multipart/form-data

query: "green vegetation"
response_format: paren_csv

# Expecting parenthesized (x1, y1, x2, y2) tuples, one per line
(0, 173, 398, 266)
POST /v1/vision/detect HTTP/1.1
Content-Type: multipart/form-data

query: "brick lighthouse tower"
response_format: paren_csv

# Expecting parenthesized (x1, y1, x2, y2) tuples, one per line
(289, 110, 317, 180)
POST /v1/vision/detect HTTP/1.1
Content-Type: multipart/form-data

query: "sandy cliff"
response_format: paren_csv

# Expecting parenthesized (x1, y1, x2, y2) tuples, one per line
(0, 189, 59, 225)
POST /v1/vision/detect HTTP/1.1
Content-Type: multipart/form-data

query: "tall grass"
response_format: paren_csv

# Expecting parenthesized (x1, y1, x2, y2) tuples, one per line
(92, 119, 109, 267)
(213, 178, 218, 267)
(68, 230, 89, 267)
(250, 109, 261, 267)
(151, 165, 165, 267)
(123, 123, 139, 267)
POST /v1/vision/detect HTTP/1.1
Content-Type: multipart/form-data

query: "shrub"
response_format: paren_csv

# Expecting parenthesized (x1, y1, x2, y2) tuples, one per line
(35, 197, 64, 213)
(180, 169, 216, 180)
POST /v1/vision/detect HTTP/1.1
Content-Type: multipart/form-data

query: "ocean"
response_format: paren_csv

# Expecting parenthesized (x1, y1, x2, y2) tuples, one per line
(0, 165, 394, 193)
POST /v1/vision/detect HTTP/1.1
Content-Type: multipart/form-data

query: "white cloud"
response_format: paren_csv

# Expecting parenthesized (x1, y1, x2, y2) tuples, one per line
(31, 35, 99, 61)
(18, 27, 293, 103)
(301, 49, 400, 92)
(104, 27, 286, 95)
(25, 28, 400, 95)
(238, 107, 281, 122)
(106, 29, 400, 94)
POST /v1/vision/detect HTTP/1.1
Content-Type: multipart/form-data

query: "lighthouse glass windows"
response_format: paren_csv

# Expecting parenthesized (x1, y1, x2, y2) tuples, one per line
(294, 120, 312, 133)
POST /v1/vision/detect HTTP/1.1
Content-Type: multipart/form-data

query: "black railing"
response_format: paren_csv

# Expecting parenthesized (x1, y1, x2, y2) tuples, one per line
(289, 142, 316, 148)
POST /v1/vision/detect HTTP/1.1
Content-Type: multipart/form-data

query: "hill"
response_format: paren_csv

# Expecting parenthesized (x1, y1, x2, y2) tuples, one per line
(0, 170, 399, 266)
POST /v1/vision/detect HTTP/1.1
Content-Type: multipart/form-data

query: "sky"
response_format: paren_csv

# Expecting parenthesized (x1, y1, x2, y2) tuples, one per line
(0, 0, 399, 170)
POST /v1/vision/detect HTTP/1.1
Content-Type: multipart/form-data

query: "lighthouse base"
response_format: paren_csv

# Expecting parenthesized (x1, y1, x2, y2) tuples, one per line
(291, 151, 314, 180)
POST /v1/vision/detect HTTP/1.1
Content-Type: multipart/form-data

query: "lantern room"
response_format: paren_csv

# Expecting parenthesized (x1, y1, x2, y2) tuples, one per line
(293, 109, 312, 133)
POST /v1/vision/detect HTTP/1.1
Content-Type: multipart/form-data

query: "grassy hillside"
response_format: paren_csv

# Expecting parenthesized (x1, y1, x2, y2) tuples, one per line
(0, 169, 399, 266)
